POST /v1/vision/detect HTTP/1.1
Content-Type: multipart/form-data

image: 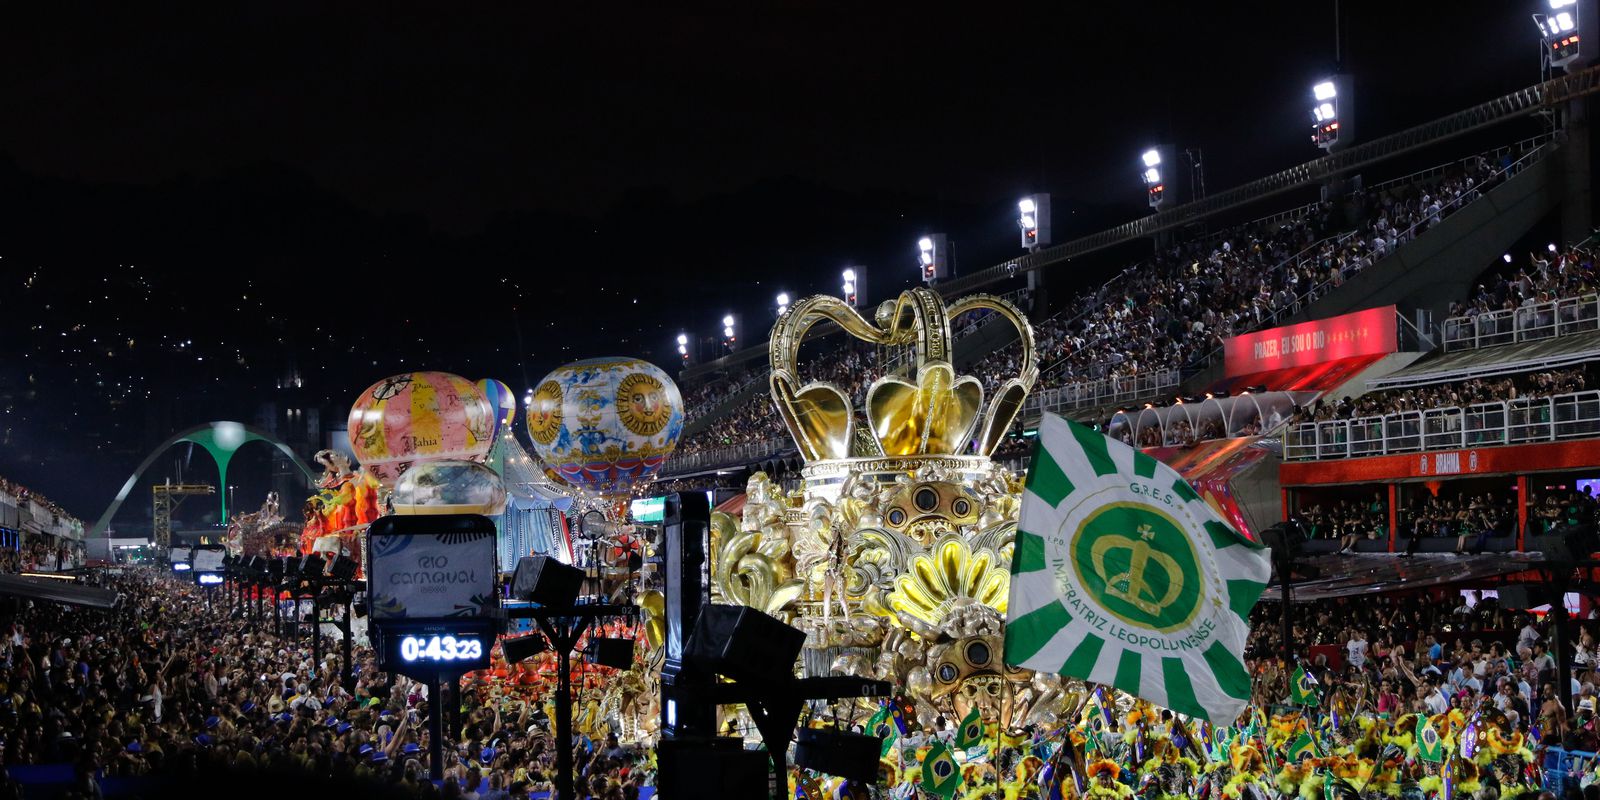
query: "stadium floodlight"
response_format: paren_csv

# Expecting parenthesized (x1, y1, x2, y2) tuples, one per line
(1504, 254, 1514, 263)
(1310, 76, 1351, 151)
(1537, 1, 1585, 70)
(676, 332, 689, 361)
(1017, 194, 1050, 250)
(1550, 243, 1561, 252)
(918, 234, 948, 284)
(1140, 149, 1167, 209)
(840, 267, 866, 307)
(775, 292, 790, 316)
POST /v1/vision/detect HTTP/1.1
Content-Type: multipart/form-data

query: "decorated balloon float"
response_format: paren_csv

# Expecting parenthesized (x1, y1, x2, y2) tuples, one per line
(477, 377, 517, 444)
(525, 357, 685, 518)
(347, 371, 496, 487)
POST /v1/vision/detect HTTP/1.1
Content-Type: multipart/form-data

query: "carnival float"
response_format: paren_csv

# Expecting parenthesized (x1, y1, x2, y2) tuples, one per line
(223, 291, 1547, 799)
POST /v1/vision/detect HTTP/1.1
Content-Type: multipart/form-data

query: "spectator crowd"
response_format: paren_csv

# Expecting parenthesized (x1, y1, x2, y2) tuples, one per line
(0, 568, 653, 800)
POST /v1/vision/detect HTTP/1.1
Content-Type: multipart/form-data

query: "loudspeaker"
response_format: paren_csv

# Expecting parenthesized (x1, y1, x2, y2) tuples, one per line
(656, 736, 767, 798)
(511, 556, 584, 607)
(501, 634, 548, 663)
(586, 637, 634, 669)
(796, 728, 881, 784)
(299, 553, 326, 579)
(327, 555, 358, 581)
(1497, 585, 1547, 610)
(1532, 525, 1599, 563)
(686, 604, 805, 683)
(266, 558, 285, 581)
(661, 492, 715, 738)
(247, 556, 268, 577)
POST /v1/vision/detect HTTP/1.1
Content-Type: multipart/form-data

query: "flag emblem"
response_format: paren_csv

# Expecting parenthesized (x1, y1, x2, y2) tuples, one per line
(956, 707, 984, 749)
(1004, 414, 1271, 724)
(921, 741, 962, 798)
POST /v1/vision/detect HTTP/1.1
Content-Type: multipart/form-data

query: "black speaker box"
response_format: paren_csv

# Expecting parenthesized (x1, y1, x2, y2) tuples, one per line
(299, 553, 326, 579)
(327, 555, 358, 581)
(512, 556, 584, 607)
(500, 634, 548, 663)
(685, 604, 805, 683)
(657, 736, 767, 797)
(795, 728, 880, 783)
(1496, 585, 1547, 610)
(586, 637, 634, 669)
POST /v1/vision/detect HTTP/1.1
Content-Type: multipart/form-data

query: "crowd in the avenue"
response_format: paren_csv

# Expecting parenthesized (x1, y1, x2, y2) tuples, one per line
(0, 568, 651, 800)
(1246, 588, 1600, 754)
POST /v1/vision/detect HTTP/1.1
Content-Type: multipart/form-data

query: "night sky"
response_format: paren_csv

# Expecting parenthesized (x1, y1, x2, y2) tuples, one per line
(0, 2, 1543, 528)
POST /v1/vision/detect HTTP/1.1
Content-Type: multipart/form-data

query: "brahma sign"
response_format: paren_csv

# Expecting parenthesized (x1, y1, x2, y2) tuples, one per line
(1223, 305, 1397, 378)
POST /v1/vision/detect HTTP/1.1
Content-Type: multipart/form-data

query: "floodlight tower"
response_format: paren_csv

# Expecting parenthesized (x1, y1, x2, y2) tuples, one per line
(1017, 195, 1050, 251)
(775, 292, 790, 317)
(1310, 76, 1354, 152)
(918, 235, 949, 285)
(721, 314, 739, 353)
(841, 268, 865, 308)
(1140, 149, 1166, 209)
(676, 333, 690, 364)
(1536, 0, 1591, 71)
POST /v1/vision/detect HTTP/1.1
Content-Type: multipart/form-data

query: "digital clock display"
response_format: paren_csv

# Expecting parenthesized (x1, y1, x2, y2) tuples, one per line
(396, 634, 486, 663)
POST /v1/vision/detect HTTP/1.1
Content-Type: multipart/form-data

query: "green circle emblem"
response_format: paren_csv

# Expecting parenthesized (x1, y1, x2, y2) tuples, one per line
(1067, 501, 1202, 634)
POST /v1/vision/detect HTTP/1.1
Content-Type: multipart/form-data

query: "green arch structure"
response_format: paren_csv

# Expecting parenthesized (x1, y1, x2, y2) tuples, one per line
(89, 421, 318, 538)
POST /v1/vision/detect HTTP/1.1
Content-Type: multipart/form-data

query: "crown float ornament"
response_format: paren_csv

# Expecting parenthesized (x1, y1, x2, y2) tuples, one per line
(698, 289, 1074, 732)
(768, 288, 1038, 463)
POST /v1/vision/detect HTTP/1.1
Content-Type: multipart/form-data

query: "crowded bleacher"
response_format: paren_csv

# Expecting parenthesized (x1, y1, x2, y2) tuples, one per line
(668, 146, 1520, 471)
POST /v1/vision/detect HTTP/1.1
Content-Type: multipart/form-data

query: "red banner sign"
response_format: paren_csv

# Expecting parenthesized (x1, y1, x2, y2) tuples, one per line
(1279, 438, 1600, 486)
(1223, 305, 1396, 378)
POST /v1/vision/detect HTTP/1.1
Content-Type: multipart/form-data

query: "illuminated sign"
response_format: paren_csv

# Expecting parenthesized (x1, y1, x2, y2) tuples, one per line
(378, 622, 496, 674)
(630, 496, 666, 523)
(197, 573, 224, 585)
(172, 562, 192, 571)
(367, 516, 498, 621)
(398, 634, 484, 662)
(1223, 306, 1396, 378)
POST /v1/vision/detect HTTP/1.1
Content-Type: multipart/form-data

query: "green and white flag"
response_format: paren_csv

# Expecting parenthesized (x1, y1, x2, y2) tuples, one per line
(1003, 414, 1271, 725)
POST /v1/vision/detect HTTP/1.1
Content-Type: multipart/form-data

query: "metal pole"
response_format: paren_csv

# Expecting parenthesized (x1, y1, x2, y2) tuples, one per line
(555, 631, 576, 800)
(428, 673, 446, 782)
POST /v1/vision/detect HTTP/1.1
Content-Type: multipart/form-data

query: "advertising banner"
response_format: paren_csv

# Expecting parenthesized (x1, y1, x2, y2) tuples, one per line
(1223, 306, 1396, 378)
(367, 515, 498, 620)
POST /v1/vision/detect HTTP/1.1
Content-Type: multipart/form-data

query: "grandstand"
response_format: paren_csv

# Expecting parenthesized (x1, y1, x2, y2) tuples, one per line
(659, 64, 1600, 568)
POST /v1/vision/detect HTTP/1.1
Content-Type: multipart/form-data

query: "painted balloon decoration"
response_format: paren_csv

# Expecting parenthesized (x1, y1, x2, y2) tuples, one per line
(476, 377, 517, 442)
(391, 460, 507, 516)
(527, 357, 684, 503)
(347, 371, 495, 487)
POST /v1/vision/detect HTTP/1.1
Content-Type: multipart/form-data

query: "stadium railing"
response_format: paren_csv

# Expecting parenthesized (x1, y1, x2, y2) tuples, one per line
(1022, 369, 1183, 418)
(1441, 290, 1600, 352)
(662, 437, 793, 475)
(1283, 389, 1600, 460)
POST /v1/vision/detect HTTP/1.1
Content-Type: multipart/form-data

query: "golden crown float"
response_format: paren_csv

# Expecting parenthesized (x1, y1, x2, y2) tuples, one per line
(709, 287, 1086, 729)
